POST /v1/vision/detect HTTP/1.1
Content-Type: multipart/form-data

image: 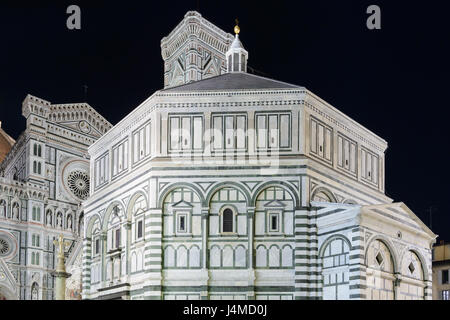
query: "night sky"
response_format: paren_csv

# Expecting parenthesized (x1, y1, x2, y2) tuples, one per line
(0, 1, 449, 241)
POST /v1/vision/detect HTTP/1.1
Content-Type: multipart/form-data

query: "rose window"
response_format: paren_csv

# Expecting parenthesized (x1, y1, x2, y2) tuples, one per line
(0, 238, 10, 255)
(67, 171, 90, 200)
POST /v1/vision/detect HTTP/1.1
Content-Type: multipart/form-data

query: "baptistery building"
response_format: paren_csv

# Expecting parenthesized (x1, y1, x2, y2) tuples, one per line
(0, 95, 111, 300)
(82, 11, 436, 300)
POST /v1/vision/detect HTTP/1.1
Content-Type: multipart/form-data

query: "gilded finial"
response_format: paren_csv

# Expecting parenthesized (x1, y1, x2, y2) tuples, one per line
(234, 18, 240, 35)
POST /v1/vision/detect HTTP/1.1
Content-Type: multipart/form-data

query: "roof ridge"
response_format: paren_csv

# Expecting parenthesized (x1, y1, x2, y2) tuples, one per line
(0, 126, 15, 146)
(161, 72, 302, 92)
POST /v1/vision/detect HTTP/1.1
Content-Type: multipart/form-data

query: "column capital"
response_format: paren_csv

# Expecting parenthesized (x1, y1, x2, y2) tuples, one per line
(247, 207, 256, 218)
(124, 222, 132, 230)
(394, 274, 402, 287)
(201, 208, 209, 218)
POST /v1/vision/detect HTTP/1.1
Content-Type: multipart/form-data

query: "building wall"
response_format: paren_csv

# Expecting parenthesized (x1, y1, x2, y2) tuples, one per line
(432, 243, 450, 300)
(83, 89, 433, 300)
(0, 95, 111, 300)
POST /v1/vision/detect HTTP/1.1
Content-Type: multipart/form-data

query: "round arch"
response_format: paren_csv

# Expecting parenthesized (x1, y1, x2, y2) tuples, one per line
(125, 191, 148, 221)
(101, 201, 126, 232)
(319, 234, 352, 258)
(85, 214, 102, 239)
(311, 187, 337, 203)
(364, 235, 399, 273)
(401, 247, 429, 281)
(205, 182, 251, 207)
(158, 182, 205, 208)
(251, 181, 300, 208)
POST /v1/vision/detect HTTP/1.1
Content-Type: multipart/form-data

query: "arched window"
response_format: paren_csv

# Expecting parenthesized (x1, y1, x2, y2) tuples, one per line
(33, 161, 37, 173)
(31, 283, 39, 300)
(321, 237, 350, 300)
(37, 163, 41, 175)
(33, 144, 37, 156)
(222, 208, 233, 233)
(37, 145, 42, 157)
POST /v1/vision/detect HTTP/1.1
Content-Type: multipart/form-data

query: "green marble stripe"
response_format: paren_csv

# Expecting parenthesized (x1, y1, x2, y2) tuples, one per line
(295, 263, 320, 267)
(294, 279, 321, 284)
(145, 261, 162, 266)
(349, 284, 366, 289)
(295, 296, 321, 300)
(349, 275, 366, 280)
(145, 222, 162, 227)
(295, 255, 319, 259)
(294, 231, 317, 236)
(295, 239, 318, 243)
(349, 254, 365, 260)
(349, 294, 366, 299)
(145, 254, 162, 258)
(294, 288, 321, 292)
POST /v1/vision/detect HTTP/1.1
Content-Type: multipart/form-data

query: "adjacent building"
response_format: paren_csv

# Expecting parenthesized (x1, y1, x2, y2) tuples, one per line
(0, 95, 111, 299)
(81, 11, 437, 300)
(0, 122, 15, 163)
(432, 241, 450, 300)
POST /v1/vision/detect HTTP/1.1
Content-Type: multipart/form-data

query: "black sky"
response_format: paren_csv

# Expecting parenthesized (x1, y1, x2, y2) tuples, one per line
(0, 1, 449, 241)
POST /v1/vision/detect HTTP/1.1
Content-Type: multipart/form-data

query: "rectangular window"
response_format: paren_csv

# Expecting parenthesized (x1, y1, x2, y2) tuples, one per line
(213, 116, 223, 149)
(115, 228, 121, 249)
(236, 115, 246, 149)
(95, 238, 100, 255)
(310, 117, 332, 162)
(169, 115, 203, 152)
(311, 120, 317, 153)
(280, 114, 290, 148)
(94, 153, 109, 188)
(225, 116, 234, 149)
(132, 122, 151, 164)
(270, 214, 279, 232)
(442, 290, 450, 300)
(337, 134, 357, 175)
(137, 220, 143, 239)
(443, 270, 449, 284)
(361, 148, 379, 185)
(112, 140, 129, 177)
(178, 215, 186, 233)
(256, 112, 291, 150)
(193, 117, 203, 150)
(212, 113, 247, 151)
(257, 115, 267, 149)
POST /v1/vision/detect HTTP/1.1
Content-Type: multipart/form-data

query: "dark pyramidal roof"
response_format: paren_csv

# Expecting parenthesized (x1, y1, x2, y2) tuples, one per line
(161, 72, 301, 92)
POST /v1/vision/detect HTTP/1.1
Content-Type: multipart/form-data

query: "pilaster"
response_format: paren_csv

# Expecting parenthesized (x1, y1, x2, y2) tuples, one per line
(143, 208, 163, 300)
(348, 227, 366, 300)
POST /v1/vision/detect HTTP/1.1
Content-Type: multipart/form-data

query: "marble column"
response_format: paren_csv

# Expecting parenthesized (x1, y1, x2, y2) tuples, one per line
(52, 235, 71, 300)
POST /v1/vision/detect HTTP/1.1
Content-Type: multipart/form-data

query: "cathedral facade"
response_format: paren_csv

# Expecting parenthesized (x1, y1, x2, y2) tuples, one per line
(82, 11, 436, 300)
(0, 95, 111, 300)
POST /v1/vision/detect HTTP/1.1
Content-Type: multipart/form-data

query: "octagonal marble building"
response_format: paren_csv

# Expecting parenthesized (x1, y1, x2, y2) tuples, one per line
(82, 11, 436, 300)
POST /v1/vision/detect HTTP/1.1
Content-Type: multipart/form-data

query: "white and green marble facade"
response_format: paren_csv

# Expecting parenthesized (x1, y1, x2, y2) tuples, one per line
(0, 95, 111, 300)
(81, 11, 436, 300)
